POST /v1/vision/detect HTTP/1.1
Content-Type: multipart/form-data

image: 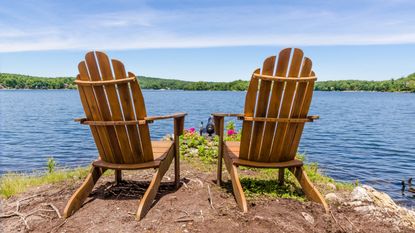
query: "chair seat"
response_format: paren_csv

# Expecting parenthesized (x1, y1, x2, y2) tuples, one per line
(224, 141, 303, 168)
(93, 141, 174, 170)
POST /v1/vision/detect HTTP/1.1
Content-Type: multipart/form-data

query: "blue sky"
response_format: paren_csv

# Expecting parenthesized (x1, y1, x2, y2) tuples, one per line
(0, 0, 415, 81)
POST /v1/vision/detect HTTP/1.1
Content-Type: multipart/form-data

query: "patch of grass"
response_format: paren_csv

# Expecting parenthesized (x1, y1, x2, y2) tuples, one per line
(0, 167, 89, 198)
(0, 166, 116, 198)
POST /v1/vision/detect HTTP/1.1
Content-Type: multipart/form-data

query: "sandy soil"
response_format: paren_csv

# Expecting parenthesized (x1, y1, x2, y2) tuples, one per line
(1, 160, 414, 233)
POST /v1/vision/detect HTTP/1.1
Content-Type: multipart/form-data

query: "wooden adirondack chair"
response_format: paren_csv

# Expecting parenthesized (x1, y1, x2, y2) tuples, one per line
(63, 51, 186, 220)
(213, 48, 329, 213)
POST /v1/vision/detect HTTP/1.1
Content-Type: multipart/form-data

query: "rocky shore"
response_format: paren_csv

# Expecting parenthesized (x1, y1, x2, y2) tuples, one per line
(1, 159, 414, 233)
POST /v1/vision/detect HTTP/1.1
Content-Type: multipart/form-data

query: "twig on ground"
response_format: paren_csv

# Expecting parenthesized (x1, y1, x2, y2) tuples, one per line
(330, 211, 346, 232)
(344, 215, 364, 233)
(207, 184, 215, 209)
(45, 203, 62, 218)
(175, 217, 194, 222)
(51, 219, 68, 233)
(180, 181, 189, 189)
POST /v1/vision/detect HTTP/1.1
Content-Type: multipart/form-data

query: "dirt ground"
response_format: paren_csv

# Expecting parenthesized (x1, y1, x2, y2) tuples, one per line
(1, 160, 414, 233)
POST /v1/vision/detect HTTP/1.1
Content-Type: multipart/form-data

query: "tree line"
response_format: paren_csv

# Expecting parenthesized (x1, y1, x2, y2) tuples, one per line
(1, 72, 415, 92)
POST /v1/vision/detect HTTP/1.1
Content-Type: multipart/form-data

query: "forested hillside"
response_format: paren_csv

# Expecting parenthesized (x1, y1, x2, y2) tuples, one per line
(1, 72, 415, 92)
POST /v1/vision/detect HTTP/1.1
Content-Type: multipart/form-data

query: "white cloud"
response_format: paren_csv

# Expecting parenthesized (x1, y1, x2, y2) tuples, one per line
(1, 1, 415, 52)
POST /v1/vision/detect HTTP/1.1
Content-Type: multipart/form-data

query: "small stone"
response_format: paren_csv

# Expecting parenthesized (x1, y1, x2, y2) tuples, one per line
(354, 205, 376, 214)
(346, 201, 363, 206)
(253, 215, 265, 221)
(301, 212, 315, 225)
(325, 193, 341, 203)
(351, 186, 373, 202)
(327, 183, 337, 190)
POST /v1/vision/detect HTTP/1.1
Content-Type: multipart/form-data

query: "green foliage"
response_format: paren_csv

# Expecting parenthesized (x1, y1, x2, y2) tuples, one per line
(180, 130, 219, 164)
(0, 167, 90, 198)
(0, 73, 76, 89)
(315, 73, 415, 92)
(47, 157, 56, 173)
(0, 73, 249, 91)
(3, 72, 415, 92)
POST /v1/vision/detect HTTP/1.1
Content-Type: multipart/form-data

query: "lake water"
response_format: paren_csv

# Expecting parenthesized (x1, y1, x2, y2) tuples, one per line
(1, 90, 415, 207)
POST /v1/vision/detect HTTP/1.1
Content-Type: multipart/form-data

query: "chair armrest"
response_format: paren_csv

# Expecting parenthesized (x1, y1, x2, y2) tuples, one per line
(308, 115, 320, 121)
(145, 112, 187, 123)
(211, 112, 244, 117)
(74, 117, 87, 123)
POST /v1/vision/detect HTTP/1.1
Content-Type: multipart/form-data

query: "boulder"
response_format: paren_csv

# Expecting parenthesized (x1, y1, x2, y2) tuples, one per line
(351, 186, 373, 202)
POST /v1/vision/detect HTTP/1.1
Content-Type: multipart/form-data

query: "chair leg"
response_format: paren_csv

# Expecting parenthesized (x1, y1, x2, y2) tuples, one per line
(278, 168, 285, 186)
(217, 155, 223, 185)
(223, 154, 248, 212)
(136, 148, 174, 220)
(289, 166, 329, 213)
(64, 166, 104, 218)
(115, 170, 122, 185)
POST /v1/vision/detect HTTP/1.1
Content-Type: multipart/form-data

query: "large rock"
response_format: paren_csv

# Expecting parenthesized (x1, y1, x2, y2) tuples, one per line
(351, 186, 373, 202)
(325, 193, 341, 203)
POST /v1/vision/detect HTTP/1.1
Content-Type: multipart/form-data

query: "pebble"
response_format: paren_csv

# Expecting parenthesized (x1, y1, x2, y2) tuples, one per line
(301, 212, 315, 225)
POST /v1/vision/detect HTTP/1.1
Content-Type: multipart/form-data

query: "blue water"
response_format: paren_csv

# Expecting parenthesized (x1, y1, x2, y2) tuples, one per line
(1, 90, 415, 207)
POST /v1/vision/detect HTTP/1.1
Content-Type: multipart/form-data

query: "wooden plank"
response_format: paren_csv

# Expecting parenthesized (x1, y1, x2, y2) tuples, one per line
(280, 57, 313, 161)
(136, 145, 174, 220)
(95, 52, 134, 164)
(289, 167, 329, 213)
(84, 52, 123, 163)
(223, 152, 248, 212)
(259, 48, 291, 162)
(174, 116, 184, 187)
(78, 61, 116, 163)
(270, 48, 304, 162)
(112, 58, 144, 164)
(239, 69, 260, 160)
(76, 75, 108, 161)
(288, 71, 316, 158)
(63, 166, 104, 218)
(214, 116, 224, 185)
(249, 57, 275, 161)
(128, 72, 154, 162)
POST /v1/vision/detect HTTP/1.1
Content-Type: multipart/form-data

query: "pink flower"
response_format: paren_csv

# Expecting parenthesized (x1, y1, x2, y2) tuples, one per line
(227, 129, 236, 136)
(188, 127, 195, 134)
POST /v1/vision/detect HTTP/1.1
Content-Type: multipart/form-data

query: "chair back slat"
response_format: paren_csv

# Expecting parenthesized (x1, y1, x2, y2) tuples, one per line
(76, 74, 111, 161)
(76, 51, 153, 164)
(258, 48, 291, 162)
(112, 59, 145, 163)
(248, 56, 275, 161)
(239, 48, 316, 163)
(239, 69, 260, 160)
(269, 49, 304, 162)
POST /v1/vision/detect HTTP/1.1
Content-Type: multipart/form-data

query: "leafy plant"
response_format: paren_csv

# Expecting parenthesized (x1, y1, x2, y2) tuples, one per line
(47, 157, 56, 173)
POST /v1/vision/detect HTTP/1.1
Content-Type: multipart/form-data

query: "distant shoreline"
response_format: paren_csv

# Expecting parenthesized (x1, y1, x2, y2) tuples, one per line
(1, 72, 415, 92)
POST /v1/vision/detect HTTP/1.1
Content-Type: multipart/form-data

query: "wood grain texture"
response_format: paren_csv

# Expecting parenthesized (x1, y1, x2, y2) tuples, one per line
(112, 58, 143, 163)
(260, 48, 291, 162)
(95, 51, 133, 164)
(128, 72, 154, 162)
(249, 56, 275, 161)
(270, 48, 304, 162)
(216, 48, 327, 213)
(63, 166, 104, 218)
(223, 150, 248, 212)
(67, 51, 186, 221)
(239, 69, 260, 160)
(289, 166, 329, 213)
(136, 145, 174, 220)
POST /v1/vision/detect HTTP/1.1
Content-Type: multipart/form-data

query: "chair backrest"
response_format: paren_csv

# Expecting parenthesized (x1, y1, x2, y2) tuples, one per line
(239, 48, 316, 163)
(76, 51, 153, 164)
